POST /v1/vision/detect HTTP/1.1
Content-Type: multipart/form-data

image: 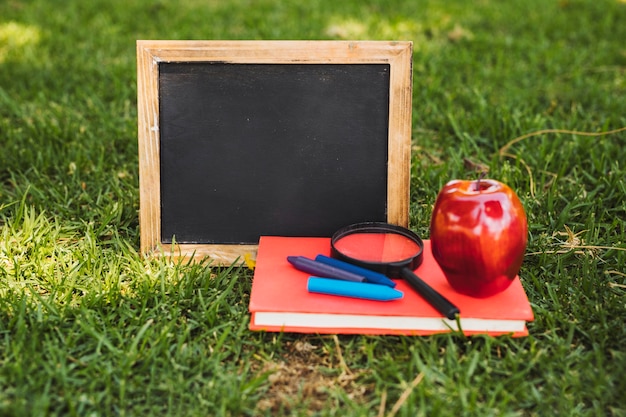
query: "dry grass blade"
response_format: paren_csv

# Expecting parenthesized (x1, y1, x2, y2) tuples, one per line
(498, 126, 626, 197)
(499, 151, 537, 197)
(526, 225, 626, 256)
(498, 126, 626, 156)
(333, 334, 353, 376)
(377, 390, 388, 417)
(386, 372, 424, 417)
(378, 372, 424, 417)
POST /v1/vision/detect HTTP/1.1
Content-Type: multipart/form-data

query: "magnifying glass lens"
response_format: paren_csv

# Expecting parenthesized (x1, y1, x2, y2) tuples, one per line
(333, 232, 422, 263)
(331, 222, 460, 320)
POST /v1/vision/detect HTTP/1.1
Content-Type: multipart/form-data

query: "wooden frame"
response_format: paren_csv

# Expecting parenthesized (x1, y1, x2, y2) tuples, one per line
(137, 40, 413, 265)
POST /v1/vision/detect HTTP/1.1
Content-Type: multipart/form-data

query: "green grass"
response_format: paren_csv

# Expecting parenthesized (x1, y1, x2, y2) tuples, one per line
(1, 0, 626, 415)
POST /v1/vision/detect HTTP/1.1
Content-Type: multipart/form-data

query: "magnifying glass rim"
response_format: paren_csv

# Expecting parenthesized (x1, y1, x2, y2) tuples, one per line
(330, 222, 424, 274)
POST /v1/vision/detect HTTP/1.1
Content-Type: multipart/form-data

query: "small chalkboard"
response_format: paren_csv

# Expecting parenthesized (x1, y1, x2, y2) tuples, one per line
(137, 41, 413, 265)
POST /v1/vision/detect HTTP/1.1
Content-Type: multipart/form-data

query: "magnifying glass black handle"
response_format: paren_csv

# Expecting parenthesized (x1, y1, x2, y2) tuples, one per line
(400, 267, 460, 320)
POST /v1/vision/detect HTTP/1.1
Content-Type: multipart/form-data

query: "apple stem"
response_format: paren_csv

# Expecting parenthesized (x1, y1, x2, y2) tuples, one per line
(474, 171, 487, 191)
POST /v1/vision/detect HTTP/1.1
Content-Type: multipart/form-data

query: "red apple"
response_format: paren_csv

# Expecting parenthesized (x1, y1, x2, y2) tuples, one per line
(430, 179, 527, 298)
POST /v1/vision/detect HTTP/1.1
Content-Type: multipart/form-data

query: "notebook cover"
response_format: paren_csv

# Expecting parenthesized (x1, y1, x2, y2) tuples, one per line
(249, 236, 534, 336)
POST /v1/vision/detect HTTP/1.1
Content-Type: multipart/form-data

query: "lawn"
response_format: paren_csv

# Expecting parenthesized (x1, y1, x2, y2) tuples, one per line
(1, 0, 625, 415)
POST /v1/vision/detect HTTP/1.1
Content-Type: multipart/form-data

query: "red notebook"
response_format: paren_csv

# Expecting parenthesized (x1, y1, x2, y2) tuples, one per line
(249, 236, 534, 336)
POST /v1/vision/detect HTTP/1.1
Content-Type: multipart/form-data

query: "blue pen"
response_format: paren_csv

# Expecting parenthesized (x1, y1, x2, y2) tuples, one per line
(287, 256, 367, 283)
(314, 254, 397, 288)
(307, 277, 403, 301)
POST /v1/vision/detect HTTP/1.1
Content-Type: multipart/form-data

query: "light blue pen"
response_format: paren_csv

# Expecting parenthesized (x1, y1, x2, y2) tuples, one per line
(307, 277, 403, 301)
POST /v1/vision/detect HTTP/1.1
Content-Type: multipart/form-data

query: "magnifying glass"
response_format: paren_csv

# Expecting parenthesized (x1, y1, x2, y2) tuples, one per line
(330, 222, 460, 320)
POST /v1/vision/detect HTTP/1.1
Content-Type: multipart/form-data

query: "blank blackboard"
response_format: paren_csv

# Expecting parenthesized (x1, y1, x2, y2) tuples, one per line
(160, 63, 390, 243)
(137, 41, 413, 265)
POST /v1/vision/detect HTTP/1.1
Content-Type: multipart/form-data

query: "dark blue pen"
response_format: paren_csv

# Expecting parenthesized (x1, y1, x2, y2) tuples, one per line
(286, 256, 367, 283)
(314, 254, 397, 288)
